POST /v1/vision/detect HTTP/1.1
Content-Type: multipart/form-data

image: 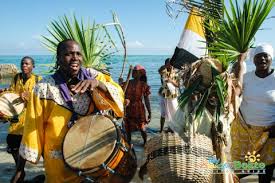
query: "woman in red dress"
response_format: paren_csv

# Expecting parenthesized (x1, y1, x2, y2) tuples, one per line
(124, 65, 151, 145)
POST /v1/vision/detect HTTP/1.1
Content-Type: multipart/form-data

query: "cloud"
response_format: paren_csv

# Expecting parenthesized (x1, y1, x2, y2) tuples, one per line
(127, 41, 144, 48)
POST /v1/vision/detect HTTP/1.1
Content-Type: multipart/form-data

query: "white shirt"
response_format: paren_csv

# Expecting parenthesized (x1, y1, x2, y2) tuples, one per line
(240, 70, 275, 126)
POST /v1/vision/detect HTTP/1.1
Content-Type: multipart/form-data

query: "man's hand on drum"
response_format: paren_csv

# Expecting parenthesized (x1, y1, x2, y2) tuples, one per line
(71, 79, 102, 94)
(20, 91, 30, 102)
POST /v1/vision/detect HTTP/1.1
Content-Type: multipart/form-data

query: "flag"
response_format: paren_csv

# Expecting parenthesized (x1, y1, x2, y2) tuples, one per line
(170, 8, 207, 69)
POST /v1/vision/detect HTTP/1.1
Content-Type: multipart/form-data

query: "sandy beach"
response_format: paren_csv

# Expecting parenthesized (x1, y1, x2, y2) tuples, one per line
(0, 110, 160, 183)
(0, 111, 274, 183)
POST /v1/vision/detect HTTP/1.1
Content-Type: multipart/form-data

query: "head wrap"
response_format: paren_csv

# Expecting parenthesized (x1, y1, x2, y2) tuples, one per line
(253, 43, 274, 60)
(134, 64, 145, 71)
(133, 64, 146, 76)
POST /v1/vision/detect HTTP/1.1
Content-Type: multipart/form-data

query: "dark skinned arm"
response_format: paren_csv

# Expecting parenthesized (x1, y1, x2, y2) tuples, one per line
(233, 53, 247, 96)
(71, 79, 112, 99)
(144, 95, 151, 123)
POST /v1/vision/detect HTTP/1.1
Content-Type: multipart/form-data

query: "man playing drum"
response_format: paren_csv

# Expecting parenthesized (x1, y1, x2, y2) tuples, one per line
(11, 39, 124, 183)
(0, 56, 41, 168)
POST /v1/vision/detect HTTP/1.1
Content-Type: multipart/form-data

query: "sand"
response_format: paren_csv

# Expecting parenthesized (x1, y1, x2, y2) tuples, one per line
(0, 112, 160, 183)
(0, 112, 274, 183)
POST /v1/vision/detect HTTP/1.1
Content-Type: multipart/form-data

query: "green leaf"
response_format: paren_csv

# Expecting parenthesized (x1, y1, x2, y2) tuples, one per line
(195, 87, 211, 119)
(205, 0, 274, 67)
(214, 75, 225, 109)
(41, 13, 121, 70)
(178, 78, 202, 110)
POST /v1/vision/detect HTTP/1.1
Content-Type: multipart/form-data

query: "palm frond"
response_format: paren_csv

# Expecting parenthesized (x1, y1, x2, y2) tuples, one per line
(166, 0, 224, 20)
(41, 14, 118, 69)
(206, 0, 274, 65)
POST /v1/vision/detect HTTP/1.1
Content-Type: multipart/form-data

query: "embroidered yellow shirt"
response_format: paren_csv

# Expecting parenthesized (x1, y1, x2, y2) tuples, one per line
(19, 69, 124, 183)
(8, 73, 41, 135)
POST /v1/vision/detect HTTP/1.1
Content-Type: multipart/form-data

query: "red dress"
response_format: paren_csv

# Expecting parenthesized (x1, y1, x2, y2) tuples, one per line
(124, 80, 151, 132)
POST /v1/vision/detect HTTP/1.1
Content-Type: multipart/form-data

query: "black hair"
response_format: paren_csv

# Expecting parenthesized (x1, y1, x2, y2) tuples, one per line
(165, 58, 170, 64)
(21, 56, 35, 68)
(55, 39, 77, 70)
(56, 39, 77, 56)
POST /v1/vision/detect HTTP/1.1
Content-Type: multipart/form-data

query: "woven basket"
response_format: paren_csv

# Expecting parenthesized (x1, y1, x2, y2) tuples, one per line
(144, 132, 214, 183)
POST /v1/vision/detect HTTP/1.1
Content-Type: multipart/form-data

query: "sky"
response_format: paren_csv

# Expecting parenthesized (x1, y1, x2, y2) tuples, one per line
(0, 0, 274, 55)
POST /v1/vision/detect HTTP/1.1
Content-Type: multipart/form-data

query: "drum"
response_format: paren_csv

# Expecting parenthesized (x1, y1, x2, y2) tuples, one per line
(0, 92, 25, 122)
(63, 115, 137, 182)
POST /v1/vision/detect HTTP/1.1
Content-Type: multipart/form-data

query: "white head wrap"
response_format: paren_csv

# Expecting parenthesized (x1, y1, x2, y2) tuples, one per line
(253, 43, 274, 60)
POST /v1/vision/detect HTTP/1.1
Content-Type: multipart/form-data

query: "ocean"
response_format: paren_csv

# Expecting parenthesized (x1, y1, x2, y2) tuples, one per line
(0, 55, 268, 129)
(0, 55, 170, 108)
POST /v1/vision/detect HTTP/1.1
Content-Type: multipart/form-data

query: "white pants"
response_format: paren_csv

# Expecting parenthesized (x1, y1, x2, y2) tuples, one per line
(159, 96, 178, 122)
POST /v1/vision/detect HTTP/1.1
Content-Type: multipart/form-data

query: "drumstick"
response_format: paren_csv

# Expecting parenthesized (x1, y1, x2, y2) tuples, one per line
(123, 65, 133, 93)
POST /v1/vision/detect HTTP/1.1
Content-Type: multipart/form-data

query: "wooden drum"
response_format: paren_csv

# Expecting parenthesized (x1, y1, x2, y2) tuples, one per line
(62, 115, 137, 183)
(0, 92, 25, 123)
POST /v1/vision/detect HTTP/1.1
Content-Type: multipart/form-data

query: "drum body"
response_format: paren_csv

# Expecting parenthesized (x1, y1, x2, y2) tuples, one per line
(0, 92, 24, 122)
(63, 115, 137, 182)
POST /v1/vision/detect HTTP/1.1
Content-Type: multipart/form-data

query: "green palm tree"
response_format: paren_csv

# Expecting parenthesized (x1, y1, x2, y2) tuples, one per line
(41, 14, 119, 70)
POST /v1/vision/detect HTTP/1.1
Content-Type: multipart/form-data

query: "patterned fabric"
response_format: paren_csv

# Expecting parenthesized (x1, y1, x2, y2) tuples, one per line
(124, 80, 151, 132)
(8, 73, 42, 135)
(158, 67, 179, 99)
(93, 73, 124, 117)
(231, 114, 275, 166)
(19, 70, 124, 183)
(19, 143, 39, 163)
(36, 76, 91, 116)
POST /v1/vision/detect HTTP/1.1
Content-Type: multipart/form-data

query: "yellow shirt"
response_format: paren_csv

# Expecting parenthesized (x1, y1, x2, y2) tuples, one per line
(19, 69, 124, 183)
(8, 73, 42, 135)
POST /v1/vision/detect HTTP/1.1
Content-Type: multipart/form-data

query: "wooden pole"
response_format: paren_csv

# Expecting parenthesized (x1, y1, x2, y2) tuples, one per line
(123, 65, 133, 92)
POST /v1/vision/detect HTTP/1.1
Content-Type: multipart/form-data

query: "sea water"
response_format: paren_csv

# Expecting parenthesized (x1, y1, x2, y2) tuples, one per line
(0, 55, 264, 130)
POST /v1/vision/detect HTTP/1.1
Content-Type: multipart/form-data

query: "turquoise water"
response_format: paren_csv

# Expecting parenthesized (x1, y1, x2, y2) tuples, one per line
(0, 55, 270, 109)
(0, 55, 169, 109)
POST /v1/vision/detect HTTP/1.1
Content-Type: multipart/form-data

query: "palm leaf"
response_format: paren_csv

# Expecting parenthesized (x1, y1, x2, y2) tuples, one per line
(41, 14, 118, 70)
(206, 0, 274, 66)
(178, 77, 202, 110)
(195, 86, 211, 119)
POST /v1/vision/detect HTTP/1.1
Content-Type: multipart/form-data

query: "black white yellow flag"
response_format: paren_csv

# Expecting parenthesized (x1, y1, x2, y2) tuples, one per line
(171, 8, 207, 68)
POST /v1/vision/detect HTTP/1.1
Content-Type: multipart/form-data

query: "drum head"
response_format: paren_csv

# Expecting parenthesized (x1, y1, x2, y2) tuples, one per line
(63, 115, 118, 171)
(0, 92, 24, 117)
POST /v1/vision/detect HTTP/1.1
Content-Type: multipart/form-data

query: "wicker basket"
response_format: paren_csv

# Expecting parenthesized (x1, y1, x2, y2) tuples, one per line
(144, 132, 214, 183)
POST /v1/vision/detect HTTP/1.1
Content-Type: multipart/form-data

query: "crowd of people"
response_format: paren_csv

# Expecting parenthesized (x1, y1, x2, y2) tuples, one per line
(0, 40, 274, 183)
